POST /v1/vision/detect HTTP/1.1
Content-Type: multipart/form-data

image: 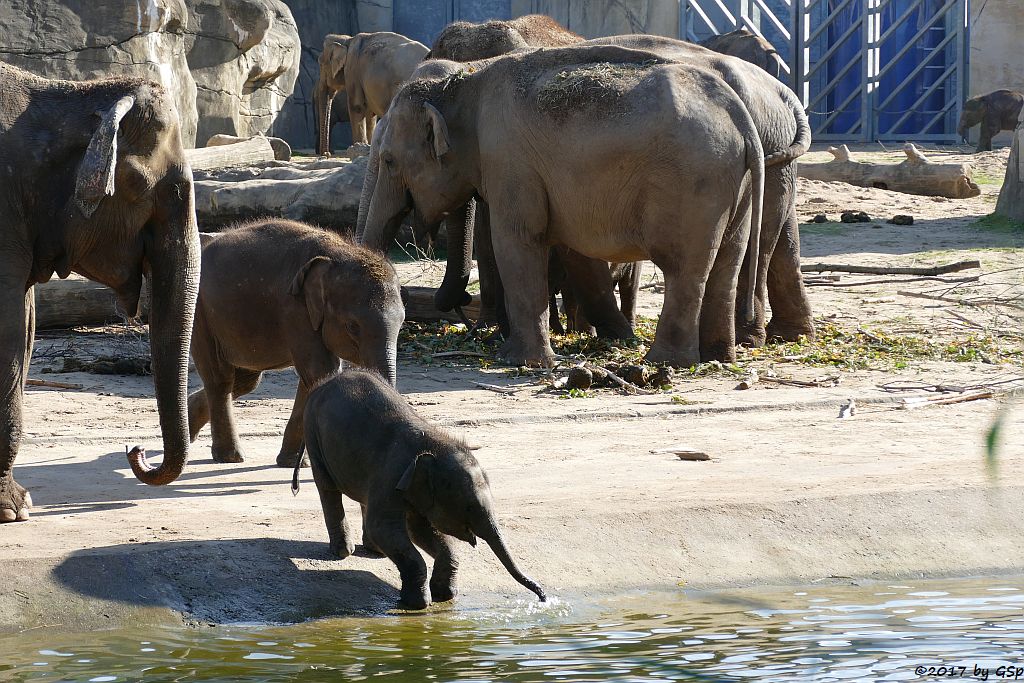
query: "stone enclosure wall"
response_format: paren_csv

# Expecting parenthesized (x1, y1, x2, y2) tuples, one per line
(0, 0, 300, 149)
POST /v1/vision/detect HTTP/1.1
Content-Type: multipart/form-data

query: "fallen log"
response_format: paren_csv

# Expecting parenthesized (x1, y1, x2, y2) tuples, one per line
(205, 134, 292, 162)
(185, 137, 277, 172)
(34, 276, 149, 330)
(798, 143, 981, 199)
(402, 285, 481, 324)
(801, 260, 980, 275)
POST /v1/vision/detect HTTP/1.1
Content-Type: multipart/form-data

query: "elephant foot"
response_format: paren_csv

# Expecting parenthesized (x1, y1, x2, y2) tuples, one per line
(0, 475, 32, 523)
(498, 338, 555, 368)
(212, 447, 245, 464)
(734, 323, 767, 348)
(430, 578, 458, 603)
(766, 318, 816, 343)
(398, 588, 430, 611)
(356, 544, 386, 558)
(330, 537, 355, 560)
(276, 451, 310, 469)
(699, 340, 737, 364)
(645, 344, 699, 369)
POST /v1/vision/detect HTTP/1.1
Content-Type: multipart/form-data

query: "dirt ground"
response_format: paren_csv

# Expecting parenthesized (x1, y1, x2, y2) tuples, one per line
(2, 144, 1023, 632)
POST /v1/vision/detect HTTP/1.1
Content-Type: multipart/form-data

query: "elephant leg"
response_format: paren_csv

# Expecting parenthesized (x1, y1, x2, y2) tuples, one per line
(365, 114, 376, 144)
(0, 288, 33, 523)
(699, 218, 745, 363)
(978, 122, 996, 152)
(368, 510, 430, 609)
(646, 206, 722, 367)
(617, 262, 642, 327)
(360, 503, 385, 557)
(765, 206, 815, 342)
(562, 281, 589, 334)
(560, 249, 633, 339)
(277, 381, 311, 469)
(474, 203, 506, 332)
(490, 218, 554, 367)
(547, 249, 566, 335)
(407, 511, 460, 603)
(308, 439, 353, 559)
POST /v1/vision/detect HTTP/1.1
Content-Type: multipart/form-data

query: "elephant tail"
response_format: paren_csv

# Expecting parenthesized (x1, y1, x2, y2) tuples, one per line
(737, 101, 765, 323)
(765, 88, 811, 167)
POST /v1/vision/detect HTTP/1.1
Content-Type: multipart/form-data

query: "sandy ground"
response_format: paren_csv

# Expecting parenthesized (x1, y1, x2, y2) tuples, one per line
(2, 144, 1023, 632)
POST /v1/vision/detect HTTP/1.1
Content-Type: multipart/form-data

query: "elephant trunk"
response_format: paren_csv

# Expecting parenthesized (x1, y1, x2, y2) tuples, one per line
(360, 162, 410, 254)
(315, 79, 333, 156)
(479, 518, 546, 602)
(128, 198, 201, 485)
(356, 115, 386, 241)
(434, 199, 475, 312)
(363, 335, 398, 388)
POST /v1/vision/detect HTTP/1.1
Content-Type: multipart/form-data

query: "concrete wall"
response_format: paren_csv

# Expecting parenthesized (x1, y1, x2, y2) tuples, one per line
(969, 0, 1024, 147)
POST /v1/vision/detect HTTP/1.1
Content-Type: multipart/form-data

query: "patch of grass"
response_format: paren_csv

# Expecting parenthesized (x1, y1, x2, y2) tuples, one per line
(971, 213, 1024, 234)
(973, 170, 1005, 187)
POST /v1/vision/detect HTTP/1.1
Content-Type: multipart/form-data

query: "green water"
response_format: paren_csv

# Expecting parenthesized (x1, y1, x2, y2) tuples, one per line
(3, 578, 1024, 682)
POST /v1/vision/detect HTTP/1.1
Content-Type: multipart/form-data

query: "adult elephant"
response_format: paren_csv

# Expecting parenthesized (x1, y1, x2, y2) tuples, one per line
(957, 89, 1024, 153)
(315, 32, 428, 155)
(426, 13, 582, 60)
(361, 46, 765, 368)
(417, 32, 813, 346)
(699, 29, 787, 81)
(0, 63, 201, 522)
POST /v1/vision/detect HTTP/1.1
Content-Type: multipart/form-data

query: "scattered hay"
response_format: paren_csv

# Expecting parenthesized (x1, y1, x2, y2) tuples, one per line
(535, 62, 652, 119)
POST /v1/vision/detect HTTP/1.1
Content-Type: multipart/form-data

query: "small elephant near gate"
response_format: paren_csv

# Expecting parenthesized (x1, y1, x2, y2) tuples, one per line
(957, 90, 1024, 153)
(302, 369, 547, 610)
(188, 219, 404, 468)
(315, 31, 428, 154)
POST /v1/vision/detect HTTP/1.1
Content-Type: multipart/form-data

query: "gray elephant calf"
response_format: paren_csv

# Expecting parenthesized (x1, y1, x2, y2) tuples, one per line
(189, 219, 404, 468)
(301, 368, 546, 609)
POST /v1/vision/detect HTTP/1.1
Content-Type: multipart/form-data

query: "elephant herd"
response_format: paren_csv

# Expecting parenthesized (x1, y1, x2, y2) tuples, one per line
(0, 15, 823, 607)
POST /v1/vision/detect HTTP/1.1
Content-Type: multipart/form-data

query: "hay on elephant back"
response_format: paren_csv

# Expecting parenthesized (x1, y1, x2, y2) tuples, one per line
(535, 62, 653, 119)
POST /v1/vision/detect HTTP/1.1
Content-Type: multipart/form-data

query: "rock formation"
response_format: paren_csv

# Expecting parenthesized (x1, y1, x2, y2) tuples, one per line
(0, 0, 301, 148)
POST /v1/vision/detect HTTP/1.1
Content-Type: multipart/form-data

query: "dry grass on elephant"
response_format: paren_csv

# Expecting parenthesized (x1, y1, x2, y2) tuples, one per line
(534, 62, 656, 118)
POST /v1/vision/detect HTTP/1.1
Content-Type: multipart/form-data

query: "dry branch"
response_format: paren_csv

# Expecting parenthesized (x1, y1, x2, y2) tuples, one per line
(26, 378, 83, 390)
(801, 260, 980, 276)
(798, 143, 981, 199)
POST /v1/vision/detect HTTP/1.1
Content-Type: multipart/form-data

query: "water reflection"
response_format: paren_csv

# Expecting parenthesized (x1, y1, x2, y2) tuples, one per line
(1, 578, 1023, 681)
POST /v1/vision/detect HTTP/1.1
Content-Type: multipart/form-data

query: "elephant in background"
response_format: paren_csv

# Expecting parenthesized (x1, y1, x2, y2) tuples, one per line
(315, 31, 428, 154)
(303, 368, 546, 609)
(426, 13, 582, 60)
(361, 46, 765, 368)
(188, 220, 404, 468)
(699, 29, 787, 81)
(0, 63, 202, 521)
(958, 89, 1024, 153)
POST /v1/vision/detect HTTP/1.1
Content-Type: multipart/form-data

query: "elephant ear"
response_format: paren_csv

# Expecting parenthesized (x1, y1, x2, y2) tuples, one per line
(423, 102, 451, 159)
(288, 256, 333, 331)
(396, 452, 435, 514)
(323, 36, 350, 81)
(74, 95, 136, 219)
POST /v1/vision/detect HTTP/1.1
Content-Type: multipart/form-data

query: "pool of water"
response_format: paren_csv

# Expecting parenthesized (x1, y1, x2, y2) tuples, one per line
(2, 577, 1023, 681)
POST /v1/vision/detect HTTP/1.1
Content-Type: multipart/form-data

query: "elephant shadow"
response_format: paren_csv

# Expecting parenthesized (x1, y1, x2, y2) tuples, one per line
(52, 537, 400, 622)
(19, 448, 297, 516)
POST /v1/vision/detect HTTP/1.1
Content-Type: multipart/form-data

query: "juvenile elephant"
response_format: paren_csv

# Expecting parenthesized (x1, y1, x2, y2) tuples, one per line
(361, 46, 765, 368)
(0, 64, 202, 521)
(188, 219, 404, 468)
(302, 368, 546, 609)
(957, 89, 1024, 152)
(315, 31, 428, 154)
(699, 29, 787, 81)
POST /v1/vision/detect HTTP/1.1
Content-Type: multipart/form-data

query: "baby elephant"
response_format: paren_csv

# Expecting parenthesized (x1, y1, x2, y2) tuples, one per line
(302, 368, 547, 609)
(189, 219, 404, 467)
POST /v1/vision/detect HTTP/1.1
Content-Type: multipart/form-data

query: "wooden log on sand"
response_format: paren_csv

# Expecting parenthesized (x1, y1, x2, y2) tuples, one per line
(185, 137, 277, 172)
(34, 278, 477, 330)
(996, 110, 1024, 221)
(798, 143, 981, 199)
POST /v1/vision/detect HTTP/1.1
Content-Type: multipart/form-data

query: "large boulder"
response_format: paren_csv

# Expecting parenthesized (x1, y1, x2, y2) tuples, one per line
(192, 155, 367, 231)
(185, 0, 301, 145)
(0, 0, 199, 145)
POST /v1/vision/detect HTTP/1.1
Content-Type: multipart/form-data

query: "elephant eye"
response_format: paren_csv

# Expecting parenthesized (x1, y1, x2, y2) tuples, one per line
(382, 152, 396, 168)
